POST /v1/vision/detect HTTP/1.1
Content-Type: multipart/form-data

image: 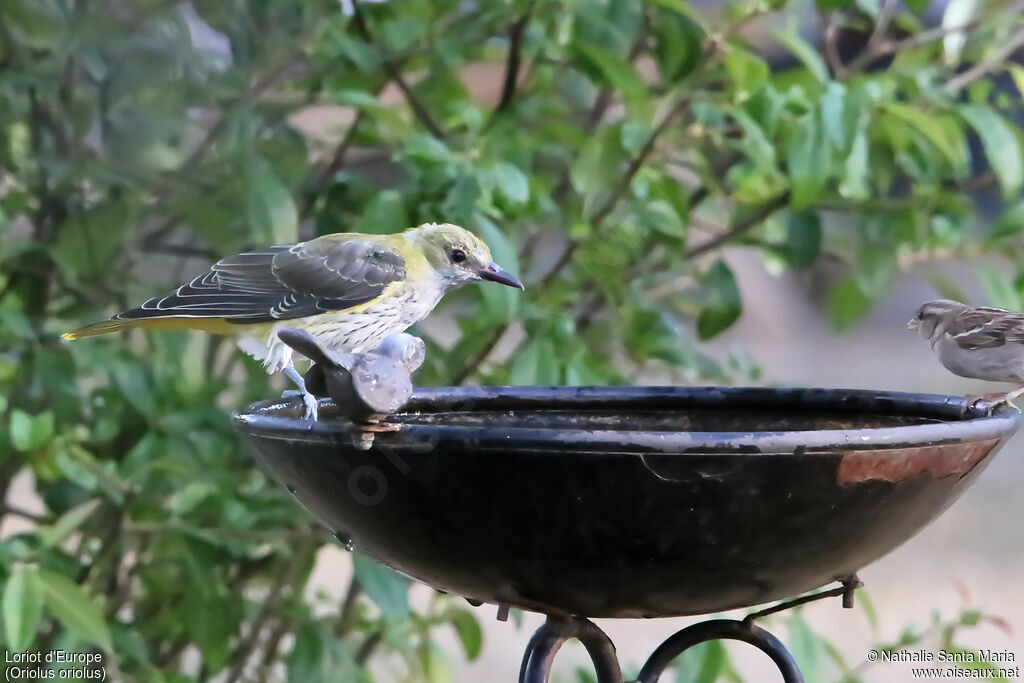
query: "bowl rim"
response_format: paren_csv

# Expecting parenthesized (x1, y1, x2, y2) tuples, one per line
(233, 385, 1021, 454)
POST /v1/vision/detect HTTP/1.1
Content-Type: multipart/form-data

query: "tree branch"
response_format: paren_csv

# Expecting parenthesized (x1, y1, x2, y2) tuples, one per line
(454, 95, 692, 384)
(137, 52, 306, 248)
(683, 192, 790, 259)
(943, 26, 1024, 93)
(350, 1, 446, 140)
(224, 541, 316, 683)
(298, 111, 366, 222)
(491, 7, 533, 120)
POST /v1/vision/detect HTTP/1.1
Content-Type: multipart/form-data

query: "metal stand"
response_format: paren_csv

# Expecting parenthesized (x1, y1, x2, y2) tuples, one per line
(518, 575, 861, 683)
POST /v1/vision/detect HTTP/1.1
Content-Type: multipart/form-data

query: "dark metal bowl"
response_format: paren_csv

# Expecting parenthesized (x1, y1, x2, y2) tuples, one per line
(234, 386, 1019, 618)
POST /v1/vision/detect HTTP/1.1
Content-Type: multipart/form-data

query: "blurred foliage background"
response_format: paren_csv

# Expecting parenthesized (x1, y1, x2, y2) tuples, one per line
(1, 0, 1023, 680)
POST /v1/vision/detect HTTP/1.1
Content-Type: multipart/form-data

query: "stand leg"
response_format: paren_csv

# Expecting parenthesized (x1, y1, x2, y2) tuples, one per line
(519, 616, 622, 683)
(635, 619, 804, 683)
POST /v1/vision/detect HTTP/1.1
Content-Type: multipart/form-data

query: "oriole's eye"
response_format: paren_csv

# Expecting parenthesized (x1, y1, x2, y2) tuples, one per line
(451, 249, 466, 263)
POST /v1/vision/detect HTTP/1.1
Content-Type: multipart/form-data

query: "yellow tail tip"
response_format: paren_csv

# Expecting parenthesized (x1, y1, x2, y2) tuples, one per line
(61, 332, 77, 341)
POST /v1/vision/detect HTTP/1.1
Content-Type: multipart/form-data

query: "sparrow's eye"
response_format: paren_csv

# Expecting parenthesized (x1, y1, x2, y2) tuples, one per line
(450, 249, 467, 263)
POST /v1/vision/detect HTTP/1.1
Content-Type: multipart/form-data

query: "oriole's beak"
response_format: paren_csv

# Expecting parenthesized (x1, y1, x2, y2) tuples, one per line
(906, 318, 920, 331)
(479, 262, 524, 290)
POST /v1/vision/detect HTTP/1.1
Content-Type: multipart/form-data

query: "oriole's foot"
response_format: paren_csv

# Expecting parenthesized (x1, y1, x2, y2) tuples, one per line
(283, 365, 319, 421)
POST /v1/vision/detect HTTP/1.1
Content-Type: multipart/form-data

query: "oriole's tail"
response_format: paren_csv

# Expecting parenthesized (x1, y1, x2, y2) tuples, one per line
(62, 315, 243, 340)
(62, 319, 141, 340)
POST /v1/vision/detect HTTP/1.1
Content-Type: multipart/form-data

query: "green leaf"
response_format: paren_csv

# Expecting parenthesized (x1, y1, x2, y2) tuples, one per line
(9, 409, 54, 452)
(442, 175, 481, 225)
(1008, 64, 1024, 99)
(788, 612, 822, 673)
(958, 105, 1024, 199)
(726, 49, 770, 97)
(653, 7, 705, 82)
(644, 0, 708, 27)
(839, 130, 870, 200)
(52, 200, 136, 282)
(475, 214, 521, 321)
(883, 103, 967, 170)
(924, 270, 968, 302)
(39, 499, 102, 549)
(352, 554, 410, 619)
(169, 481, 218, 516)
(489, 162, 530, 205)
(403, 135, 453, 164)
(425, 642, 452, 683)
(246, 157, 298, 244)
(638, 200, 687, 238)
(509, 339, 561, 385)
(826, 277, 872, 331)
(572, 40, 649, 119)
(942, 0, 977, 64)
(731, 109, 777, 168)
(356, 190, 409, 234)
(334, 90, 410, 134)
(338, 37, 381, 71)
(783, 211, 822, 268)
(621, 121, 652, 155)
(37, 569, 113, 651)
(111, 361, 155, 418)
(1, 0, 64, 49)
(447, 609, 483, 661)
(570, 126, 623, 207)
(773, 29, 828, 84)
(989, 201, 1024, 241)
(3, 567, 43, 651)
(979, 270, 1021, 310)
(697, 261, 742, 340)
(787, 111, 829, 208)
(821, 83, 845, 147)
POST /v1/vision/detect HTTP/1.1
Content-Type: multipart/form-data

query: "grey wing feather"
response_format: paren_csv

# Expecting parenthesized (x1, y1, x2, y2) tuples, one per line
(948, 307, 1024, 349)
(115, 239, 406, 324)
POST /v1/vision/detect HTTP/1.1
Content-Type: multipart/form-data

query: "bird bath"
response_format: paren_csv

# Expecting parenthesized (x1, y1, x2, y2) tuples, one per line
(234, 385, 1019, 682)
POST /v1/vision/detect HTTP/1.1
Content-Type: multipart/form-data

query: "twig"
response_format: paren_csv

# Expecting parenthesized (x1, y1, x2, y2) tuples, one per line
(453, 5, 770, 384)
(224, 541, 317, 683)
(822, 11, 845, 77)
(350, 2, 446, 140)
(452, 95, 690, 384)
(944, 26, 1024, 92)
(863, 0, 898, 68)
(543, 96, 693, 280)
(571, 175, 771, 329)
(298, 111, 366, 221)
(335, 576, 363, 637)
(683, 193, 790, 260)
(138, 53, 306, 248)
(491, 7, 533, 120)
(355, 630, 384, 666)
(1, 503, 49, 523)
(847, 1, 1024, 73)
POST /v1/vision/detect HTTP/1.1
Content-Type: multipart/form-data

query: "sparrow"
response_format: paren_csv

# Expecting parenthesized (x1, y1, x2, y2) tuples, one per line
(908, 299, 1024, 411)
(63, 223, 524, 419)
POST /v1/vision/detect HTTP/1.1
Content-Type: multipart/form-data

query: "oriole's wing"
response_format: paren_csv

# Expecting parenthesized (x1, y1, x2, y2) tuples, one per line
(948, 307, 1024, 349)
(115, 236, 407, 325)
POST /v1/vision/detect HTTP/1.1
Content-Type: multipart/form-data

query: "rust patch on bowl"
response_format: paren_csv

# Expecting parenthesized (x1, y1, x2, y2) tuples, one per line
(838, 439, 1000, 484)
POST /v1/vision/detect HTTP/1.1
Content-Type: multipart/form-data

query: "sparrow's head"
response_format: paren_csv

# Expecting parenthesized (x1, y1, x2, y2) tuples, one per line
(908, 299, 968, 340)
(408, 222, 524, 290)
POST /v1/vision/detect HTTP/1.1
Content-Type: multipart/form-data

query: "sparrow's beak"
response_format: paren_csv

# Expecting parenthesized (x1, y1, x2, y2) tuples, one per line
(478, 262, 525, 290)
(906, 318, 920, 331)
